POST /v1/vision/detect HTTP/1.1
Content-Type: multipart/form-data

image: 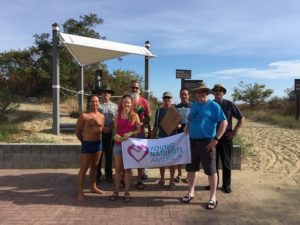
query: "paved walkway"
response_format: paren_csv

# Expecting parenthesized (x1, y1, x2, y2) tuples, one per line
(0, 169, 299, 225)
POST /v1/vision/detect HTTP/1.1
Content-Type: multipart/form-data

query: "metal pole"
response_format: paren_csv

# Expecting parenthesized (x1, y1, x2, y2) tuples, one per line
(296, 95, 300, 120)
(181, 78, 185, 89)
(144, 41, 150, 101)
(52, 23, 60, 135)
(78, 65, 84, 113)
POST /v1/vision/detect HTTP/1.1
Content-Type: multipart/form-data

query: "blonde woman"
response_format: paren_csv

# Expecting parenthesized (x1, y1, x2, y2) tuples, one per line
(110, 94, 141, 203)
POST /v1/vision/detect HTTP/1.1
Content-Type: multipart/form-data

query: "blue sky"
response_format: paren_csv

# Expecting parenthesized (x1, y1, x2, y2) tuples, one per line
(1, 0, 300, 103)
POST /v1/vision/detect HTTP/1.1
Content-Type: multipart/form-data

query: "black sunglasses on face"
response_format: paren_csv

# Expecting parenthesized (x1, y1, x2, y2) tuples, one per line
(214, 89, 223, 93)
(131, 86, 139, 90)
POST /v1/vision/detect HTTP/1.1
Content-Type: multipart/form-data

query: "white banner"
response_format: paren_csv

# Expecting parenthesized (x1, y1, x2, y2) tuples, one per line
(121, 133, 191, 169)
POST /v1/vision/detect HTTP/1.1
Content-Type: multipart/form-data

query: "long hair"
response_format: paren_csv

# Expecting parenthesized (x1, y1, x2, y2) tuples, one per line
(119, 94, 137, 123)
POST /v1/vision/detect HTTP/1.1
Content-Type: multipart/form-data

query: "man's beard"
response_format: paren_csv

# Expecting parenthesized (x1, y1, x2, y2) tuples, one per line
(131, 92, 140, 106)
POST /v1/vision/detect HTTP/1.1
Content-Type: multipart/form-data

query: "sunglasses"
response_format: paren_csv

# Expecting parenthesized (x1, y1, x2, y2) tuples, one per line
(131, 86, 139, 90)
(214, 89, 223, 93)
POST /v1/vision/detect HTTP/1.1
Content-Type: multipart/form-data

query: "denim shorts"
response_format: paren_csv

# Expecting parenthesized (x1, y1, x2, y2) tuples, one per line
(113, 143, 122, 155)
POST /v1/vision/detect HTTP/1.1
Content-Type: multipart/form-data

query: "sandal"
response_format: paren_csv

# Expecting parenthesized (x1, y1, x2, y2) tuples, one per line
(174, 176, 181, 183)
(136, 181, 145, 190)
(123, 193, 132, 203)
(109, 192, 119, 201)
(206, 200, 218, 210)
(181, 194, 194, 203)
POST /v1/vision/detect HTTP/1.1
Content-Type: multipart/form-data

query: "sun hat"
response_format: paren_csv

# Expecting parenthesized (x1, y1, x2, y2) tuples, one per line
(212, 84, 227, 94)
(192, 82, 212, 94)
(162, 91, 172, 98)
(100, 84, 115, 95)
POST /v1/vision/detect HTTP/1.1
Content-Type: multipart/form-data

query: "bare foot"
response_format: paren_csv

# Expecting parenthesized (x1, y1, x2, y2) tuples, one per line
(77, 193, 85, 201)
(91, 187, 105, 194)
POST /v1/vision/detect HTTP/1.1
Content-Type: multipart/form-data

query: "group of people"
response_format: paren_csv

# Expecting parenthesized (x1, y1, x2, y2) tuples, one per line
(75, 80, 244, 210)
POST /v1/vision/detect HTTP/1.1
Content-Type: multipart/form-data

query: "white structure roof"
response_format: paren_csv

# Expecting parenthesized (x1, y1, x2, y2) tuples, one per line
(59, 33, 154, 65)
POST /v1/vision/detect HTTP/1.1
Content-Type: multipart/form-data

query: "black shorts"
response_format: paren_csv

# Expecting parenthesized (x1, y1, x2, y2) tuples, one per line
(186, 139, 217, 176)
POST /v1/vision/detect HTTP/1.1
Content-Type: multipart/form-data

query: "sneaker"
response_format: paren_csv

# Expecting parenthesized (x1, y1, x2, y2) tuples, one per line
(174, 176, 182, 183)
(158, 180, 165, 187)
(141, 169, 148, 180)
(136, 181, 145, 190)
(169, 182, 176, 191)
(222, 185, 232, 193)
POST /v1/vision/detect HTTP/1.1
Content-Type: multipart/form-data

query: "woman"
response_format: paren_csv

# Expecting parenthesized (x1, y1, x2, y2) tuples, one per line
(110, 94, 141, 203)
(152, 91, 179, 191)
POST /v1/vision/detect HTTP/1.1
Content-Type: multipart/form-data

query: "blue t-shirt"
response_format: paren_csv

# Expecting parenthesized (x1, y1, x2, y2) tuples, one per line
(188, 100, 226, 139)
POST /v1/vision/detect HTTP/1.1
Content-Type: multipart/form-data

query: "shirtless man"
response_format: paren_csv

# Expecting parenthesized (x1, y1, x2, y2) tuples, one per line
(76, 95, 105, 201)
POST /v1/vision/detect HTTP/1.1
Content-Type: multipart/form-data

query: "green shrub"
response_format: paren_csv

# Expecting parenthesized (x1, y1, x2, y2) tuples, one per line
(0, 88, 19, 114)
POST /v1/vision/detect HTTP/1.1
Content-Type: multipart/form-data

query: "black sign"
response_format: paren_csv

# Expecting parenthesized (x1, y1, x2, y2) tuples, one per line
(182, 79, 203, 102)
(176, 69, 192, 79)
(295, 79, 300, 95)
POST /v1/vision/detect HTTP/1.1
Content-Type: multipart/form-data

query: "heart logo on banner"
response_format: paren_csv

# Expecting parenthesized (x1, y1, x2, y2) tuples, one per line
(127, 144, 149, 163)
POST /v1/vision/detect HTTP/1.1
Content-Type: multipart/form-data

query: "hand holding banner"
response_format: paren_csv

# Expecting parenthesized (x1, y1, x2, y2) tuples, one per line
(121, 133, 191, 169)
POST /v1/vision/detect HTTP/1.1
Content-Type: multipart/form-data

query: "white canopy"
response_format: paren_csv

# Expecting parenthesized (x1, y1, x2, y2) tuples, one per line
(59, 33, 155, 65)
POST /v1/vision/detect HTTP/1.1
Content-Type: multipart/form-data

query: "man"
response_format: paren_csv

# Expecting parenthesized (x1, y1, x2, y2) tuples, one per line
(75, 95, 105, 201)
(97, 84, 118, 183)
(152, 91, 178, 190)
(130, 80, 151, 189)
(175, 87, 192, 183)
(182, 82, 227, 210)
(211, 84, 244, 193)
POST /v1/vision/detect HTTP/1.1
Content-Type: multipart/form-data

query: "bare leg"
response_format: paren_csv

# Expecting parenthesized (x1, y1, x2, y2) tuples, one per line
(159, 167, 165, 183)
(177, 165, 182, 177)
(90, 151, 105, 194)
(208, 173, 218, 201)
(113, 154, 123, 194)
(187, 171, 197, 197)
(124, 168, 132, 194)
(137, 168, 142, 182)
(77, 154, 92, 201)
(169, 165, 175, 184)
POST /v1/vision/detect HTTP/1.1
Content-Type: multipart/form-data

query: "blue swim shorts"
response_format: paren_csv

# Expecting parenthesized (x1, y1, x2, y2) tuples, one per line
(81, 140, 102, 154)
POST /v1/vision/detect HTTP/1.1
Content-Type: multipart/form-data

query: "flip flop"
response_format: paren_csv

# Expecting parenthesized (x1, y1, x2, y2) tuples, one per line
(206, 200, 218, 210)
(181, 194, 194, 203)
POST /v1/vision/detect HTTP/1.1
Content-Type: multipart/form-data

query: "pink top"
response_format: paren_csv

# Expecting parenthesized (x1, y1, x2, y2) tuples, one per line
(118, 97, 150, 135)
(115, 114, 135, 145)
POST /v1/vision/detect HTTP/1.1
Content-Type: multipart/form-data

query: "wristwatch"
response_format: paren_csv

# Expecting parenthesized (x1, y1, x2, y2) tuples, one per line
(213, 136, 219, 141)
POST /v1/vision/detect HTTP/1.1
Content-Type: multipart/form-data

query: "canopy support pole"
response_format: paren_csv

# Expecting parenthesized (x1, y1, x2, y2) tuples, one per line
(52, 23, 60, 135)
(78, 65, 84, 113)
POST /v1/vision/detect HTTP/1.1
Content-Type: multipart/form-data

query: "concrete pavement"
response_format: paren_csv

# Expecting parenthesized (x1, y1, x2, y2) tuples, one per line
(0, 169, 299, 225)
